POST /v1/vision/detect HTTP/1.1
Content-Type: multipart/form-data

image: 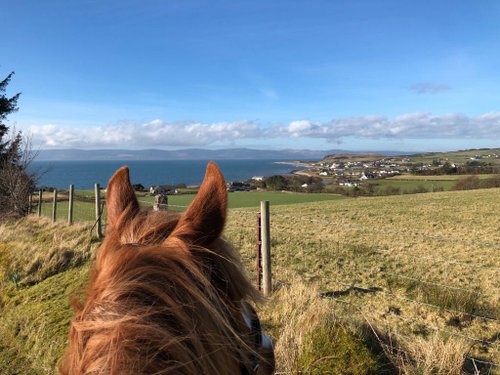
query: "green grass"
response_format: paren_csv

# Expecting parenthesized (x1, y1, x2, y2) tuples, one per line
(387, 174, 496, 181)
(161, 191, 346, 208)
(371, 174, 500, 194)
(297, 322, 380, 375)
(39, 200, 100, 223)
(0, 266, 89, 374)
(36, 191, 347, 223)
(372, 179, 454, 193)
(405, 148, 500, 166)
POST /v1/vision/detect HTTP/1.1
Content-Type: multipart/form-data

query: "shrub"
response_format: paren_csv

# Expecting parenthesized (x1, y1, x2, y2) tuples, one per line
(479, 175, 500, 188)
(411, 185, 428, 194)
(452, 176, 480, 190)
(382, 186, 401, 195)
(264, 175, 288, 190)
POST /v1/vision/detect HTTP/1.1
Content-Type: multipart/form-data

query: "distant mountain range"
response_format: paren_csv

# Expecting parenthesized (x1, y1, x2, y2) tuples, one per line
(36, 148, 407, 161)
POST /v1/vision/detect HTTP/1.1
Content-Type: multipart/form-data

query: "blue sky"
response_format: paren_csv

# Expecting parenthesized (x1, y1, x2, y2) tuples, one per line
(2, 0, 500, 151)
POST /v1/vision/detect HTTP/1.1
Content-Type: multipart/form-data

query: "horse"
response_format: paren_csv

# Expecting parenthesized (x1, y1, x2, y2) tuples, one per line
(60, 162, 275, 374)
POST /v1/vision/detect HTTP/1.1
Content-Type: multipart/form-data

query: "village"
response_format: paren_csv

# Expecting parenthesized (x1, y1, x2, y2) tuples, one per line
(297, 151, 500, 188)
(145, 151, 500, 194)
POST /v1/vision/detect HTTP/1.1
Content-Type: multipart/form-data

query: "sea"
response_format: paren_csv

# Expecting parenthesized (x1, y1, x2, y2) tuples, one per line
(30, 160, 306, 189)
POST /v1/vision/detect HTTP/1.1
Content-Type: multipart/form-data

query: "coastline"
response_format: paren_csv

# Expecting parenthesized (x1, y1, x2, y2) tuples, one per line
(274, 161, 316, 168)
(290, 169, 318, 177)
(274, 161, 318, 177)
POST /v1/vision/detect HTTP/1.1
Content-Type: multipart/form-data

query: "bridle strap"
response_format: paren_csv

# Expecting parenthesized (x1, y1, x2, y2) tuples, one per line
(240, 301, 273, 374)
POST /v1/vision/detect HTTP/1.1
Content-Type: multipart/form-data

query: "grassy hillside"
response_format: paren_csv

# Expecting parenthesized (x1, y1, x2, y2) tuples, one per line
(1, 188, 499, 374)
(405, 148, 500, 165)
(374, 174, 499, 193)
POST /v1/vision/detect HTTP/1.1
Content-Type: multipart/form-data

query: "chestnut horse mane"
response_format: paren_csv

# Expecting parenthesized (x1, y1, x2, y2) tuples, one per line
(60, 163, 262, 374)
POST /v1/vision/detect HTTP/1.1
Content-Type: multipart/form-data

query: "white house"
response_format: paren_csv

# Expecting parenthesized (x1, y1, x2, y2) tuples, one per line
(339, 180, 359, 187)
(360, 172, 376, 180)
(149, 185, 178, 195)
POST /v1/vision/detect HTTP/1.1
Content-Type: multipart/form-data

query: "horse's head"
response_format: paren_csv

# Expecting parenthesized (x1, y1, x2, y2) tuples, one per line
(60, 162, 274, 375)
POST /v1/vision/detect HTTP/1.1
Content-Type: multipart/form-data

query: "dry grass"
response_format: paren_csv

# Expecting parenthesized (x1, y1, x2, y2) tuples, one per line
(1, 188, 499, 373)
(0, 217, 94, 374)
(256, 277, 477, 374)
(224, 188, 500, 368)
(258, 279, 380, 374)
(0, 216, 97, 288)
(382, 333, 471, 375)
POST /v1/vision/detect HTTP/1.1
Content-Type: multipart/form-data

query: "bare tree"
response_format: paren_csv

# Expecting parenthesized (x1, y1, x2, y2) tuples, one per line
(0, 131, 38, 218)
(0, 71, 38, 219)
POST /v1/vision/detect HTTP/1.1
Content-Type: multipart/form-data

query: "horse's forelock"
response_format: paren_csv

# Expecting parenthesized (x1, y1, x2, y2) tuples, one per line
(61, 210, 259, 375)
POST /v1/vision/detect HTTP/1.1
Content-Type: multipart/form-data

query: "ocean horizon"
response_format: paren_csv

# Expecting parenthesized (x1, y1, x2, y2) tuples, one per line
(30, 159, 306, 189)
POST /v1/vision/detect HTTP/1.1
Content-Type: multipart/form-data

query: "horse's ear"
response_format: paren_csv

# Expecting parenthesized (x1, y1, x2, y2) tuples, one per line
(106, 166, 140, 233)
(168, 162, 227, 246)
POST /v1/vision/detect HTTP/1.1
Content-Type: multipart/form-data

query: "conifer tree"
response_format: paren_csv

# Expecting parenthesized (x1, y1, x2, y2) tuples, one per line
(0, 72, 21, 153)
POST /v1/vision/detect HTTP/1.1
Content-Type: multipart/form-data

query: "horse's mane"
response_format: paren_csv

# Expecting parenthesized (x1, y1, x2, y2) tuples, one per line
(59, 163, 263, 374)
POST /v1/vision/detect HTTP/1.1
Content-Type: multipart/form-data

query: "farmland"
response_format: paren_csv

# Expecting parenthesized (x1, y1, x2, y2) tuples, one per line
(321, 173, 500, 196)
(1, 187, 499, 373)
(226, 187, 500, 371)
(377, 173, 494, 190)
(37, 190, 347, 223)
(369, 177, 455, 192)
(403, 148, 500, 166)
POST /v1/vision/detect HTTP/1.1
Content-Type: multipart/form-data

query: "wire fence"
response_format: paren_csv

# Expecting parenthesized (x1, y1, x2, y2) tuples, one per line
(27, 189, 500, 368)
(330, 297, 499, 373)
(228, 207, 500, 368)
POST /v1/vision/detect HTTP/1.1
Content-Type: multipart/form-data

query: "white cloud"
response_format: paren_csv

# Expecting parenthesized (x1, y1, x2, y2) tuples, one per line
(28, 120, 262, 148)
(26, 112, 500, 148)
(276, 112, 500, 140)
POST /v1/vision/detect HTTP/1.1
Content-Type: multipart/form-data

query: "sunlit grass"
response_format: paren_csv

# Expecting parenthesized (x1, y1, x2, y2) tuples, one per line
(2, 188, 499, 373)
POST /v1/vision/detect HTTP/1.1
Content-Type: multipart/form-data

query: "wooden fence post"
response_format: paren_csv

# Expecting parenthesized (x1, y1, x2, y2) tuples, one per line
(68, 184, 74, 225)
(95, 184, 102, 239)
(256, 213, 262, 290)
(28, 194, 32, 214)
(38, 190, 43, 217)
(260, 200, 272, 297)
(52, 189, 58, 223)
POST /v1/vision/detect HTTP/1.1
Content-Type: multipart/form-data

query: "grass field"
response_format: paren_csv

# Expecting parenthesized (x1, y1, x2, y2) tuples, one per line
(138, 190, 346, 208)
(370, 178, 455, 192)
(227, 188, 500, 372)
(405, 148, 500, 165)
(387, 174, 496, 181)
(361, 174, 500, 194)
(35, 190, 347, 223)
(2, 188, 499, 373)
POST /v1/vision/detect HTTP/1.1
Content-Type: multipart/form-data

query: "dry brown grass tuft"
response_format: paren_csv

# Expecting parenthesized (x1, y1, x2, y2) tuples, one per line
(381, 333, 471, 375)
(0, 216, 97, 288)
(262, 279, 329, 372)
(257, 278, 478, 374)
(259, 278, 381, 374)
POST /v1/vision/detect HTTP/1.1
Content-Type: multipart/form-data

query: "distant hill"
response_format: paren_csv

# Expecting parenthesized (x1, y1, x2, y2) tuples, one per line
(36, 148, 406, 161)
(320, 147, 500, 165)
(322, 153, 386, 161)
(398, 147, 500, 166)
